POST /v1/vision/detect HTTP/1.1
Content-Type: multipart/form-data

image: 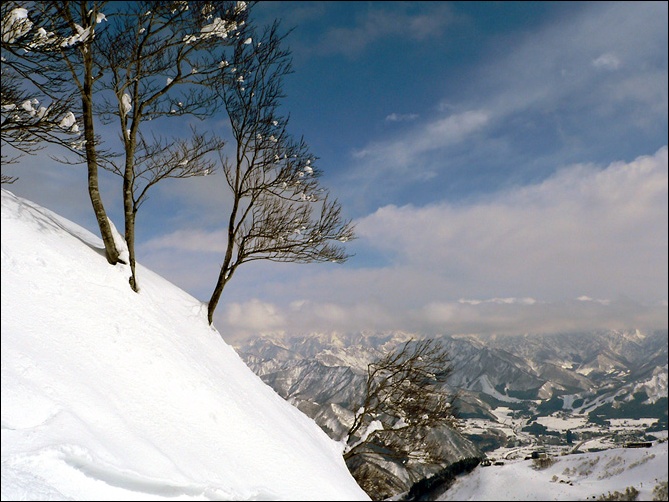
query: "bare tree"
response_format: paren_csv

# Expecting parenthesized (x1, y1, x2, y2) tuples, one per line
(0, 63, 76, 163)
(206, 21, 355, 325)
(49, 2, 124, 260)
(1, 1, 125, 264)
(342, 339, 459, 464)
(95, 1, 247, 291)
(1, 2, 80, 180)
(104, 128, 224, 290)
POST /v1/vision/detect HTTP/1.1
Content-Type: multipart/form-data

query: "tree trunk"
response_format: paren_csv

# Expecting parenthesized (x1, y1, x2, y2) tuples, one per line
(207, 272, 228, 325)
(82, 40, 120, 265)
(207, 197, 239, 324)
(207, 250, 236, 324)
(123, 160, 138, 291)
(125, 208, 138, 292)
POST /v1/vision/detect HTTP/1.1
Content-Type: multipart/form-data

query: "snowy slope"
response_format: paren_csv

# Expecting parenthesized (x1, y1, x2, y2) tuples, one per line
(0, 189, 369, 501)
(439, 441, 668, 501)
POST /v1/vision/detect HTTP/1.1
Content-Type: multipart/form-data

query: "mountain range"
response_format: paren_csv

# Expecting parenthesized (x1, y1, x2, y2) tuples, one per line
(235, 329, 668, 498)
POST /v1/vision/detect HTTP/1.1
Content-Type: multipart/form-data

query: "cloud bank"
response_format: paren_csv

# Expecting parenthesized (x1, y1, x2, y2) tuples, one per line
(149, 148, 667, 340)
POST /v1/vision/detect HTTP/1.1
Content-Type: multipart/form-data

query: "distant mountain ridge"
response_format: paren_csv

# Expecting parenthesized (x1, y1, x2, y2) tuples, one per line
(446, 330, 668, 414)
(238, 329, 668, 412)
(235, 329, 668, 498)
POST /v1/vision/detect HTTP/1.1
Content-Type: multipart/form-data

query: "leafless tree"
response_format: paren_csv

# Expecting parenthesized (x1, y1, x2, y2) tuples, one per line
(4, 2, 355, 311)
(205, 21, 355, 324)
(3, 1, 248, 276)
(342, 339, 459, 465)
(1, 1, 126, 264)
(1, 2, 80, 181)
(0, 65, 76, 163)
(94, 0, 247, 291)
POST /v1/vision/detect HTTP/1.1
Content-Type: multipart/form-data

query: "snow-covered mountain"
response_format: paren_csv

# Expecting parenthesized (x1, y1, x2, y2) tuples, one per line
(436, 440, 668, 501)
(0, 189, 369, 501)
(238, 330, 668, 423)
(445, 331, 668, 420)
(237, 333, 483, 499)
(235, 329, 668, 498)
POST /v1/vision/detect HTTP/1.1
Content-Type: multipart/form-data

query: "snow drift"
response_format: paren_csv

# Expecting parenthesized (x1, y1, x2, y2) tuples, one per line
(0, 188, 369, 501)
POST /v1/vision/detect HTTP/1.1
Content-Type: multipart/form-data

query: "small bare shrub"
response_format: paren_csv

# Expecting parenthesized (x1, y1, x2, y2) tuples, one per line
(597, 486, 640, 501)
(652, 481, 668, 501)
(532, 455, 556, 470)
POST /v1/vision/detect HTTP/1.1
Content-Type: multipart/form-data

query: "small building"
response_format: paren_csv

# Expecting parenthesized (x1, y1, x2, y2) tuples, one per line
(623, 442, 652, 448)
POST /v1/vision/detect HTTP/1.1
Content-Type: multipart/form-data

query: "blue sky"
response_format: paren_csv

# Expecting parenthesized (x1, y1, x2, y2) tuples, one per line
(5, 1, 668, 341)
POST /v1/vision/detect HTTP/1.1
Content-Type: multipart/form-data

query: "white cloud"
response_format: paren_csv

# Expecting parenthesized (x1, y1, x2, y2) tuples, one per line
(216, 295, 667, 341)
(187, 147, 668, 339)
(385, 112, 419, 122)
(143, 228, 227, 253)
(576, 295, 611, 305)
(481, 2, 665, 110)
(592, 53, 621, 71)
(342, 2, 667, 205)
(356, 147, 668, 304)
(222, 299, 287, 336)
(315, 4, 455, 57)
(459, 297, 538, 306)
(351, 109, 489, 180)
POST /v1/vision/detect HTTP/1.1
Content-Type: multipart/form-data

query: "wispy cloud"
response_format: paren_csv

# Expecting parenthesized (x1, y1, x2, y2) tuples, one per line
(222, 299, 287, 337)
(314, 4, 456, 58)
(351, 109, 489, 180)
(216, 295, 667, 341)
(357, 147, 668, 302)
(341, 2, 667, 205)
(592, 53, 621, 71)
(385, 112, 419, 122)
(458, 297, 538, 306)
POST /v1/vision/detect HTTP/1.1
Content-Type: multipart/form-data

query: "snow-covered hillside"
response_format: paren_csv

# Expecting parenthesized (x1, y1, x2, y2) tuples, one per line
(0, 189, 369, 501)
(438, 440, 667, 501)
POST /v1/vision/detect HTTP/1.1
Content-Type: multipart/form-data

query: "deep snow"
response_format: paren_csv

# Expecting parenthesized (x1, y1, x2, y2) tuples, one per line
(439, 441, 667, 501)
(1, 189, 369, 501)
